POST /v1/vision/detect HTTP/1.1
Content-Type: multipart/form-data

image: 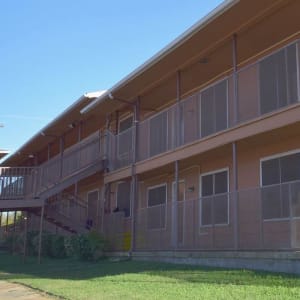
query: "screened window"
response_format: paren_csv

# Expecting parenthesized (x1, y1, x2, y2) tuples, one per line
(149, 111, 168, 157)
(200, 80, 228, 138)
(259, 44, 298, 115)
(117, 181, 131, 217)
(201, 170, 228, 226)
(118, 116, 133, 158)
(147, 184, 167, 229)
(119, 116, 133, 133)
(261, 152, 300, 219)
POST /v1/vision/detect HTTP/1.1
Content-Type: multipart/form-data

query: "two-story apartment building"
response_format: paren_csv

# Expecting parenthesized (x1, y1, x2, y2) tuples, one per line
(1, 0, 300, 271)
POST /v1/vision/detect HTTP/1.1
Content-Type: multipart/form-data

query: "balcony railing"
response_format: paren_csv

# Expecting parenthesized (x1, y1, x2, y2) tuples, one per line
(104, 180, 300, 251)
(46, 193, 88, 231)
(0, 167, 38, 200)
(107, 39, 300, 170)
(107, 128, 134, 171)
(37, 131, 104, 193)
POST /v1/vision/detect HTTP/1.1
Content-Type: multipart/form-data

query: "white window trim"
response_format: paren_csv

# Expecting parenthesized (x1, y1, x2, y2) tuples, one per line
(172, 180, 186, 245)
(199, 78, 229, 138)
(116, 181, 132, 218)
(148, 111, 169, 157)
(199, 167, 230, 228)
(147, 183, 168, 231)
(117, 115, 134, 160)
(259, 148, 300, 187)
(260, 149, 300, 221)
(118, 114, 134, 133)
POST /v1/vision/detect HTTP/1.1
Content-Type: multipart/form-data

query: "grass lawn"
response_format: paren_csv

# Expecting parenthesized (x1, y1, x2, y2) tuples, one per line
(0, 252, 299, 300)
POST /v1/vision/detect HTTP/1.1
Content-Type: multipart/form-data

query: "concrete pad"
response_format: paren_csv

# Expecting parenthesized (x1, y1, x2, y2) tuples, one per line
(0, 281, 52, 300)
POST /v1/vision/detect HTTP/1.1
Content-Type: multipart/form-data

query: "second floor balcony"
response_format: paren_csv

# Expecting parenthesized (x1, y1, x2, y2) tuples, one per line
(107, 39, 300, 172)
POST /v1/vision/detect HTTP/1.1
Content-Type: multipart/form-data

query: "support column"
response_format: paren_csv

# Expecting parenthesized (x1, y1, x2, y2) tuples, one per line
(12, 211, 17, 253)
(59, 135, 65, 179)
(232, 142, 239, 249)
(47, 143, 51, 160)
(6, 211, 8, 232)
(78, 121, 82, 142)
(115, 110, 119, 135)
(232, 34, 239, 250)
(104, 114, 111, 171)
(38, 205, 44, 264)
(232, 34, 238, 125)
(130, 98, 140, 254)
(22, 212, 28, 263)
(172, 160, 179, 249)
(176, 70, 182, 147)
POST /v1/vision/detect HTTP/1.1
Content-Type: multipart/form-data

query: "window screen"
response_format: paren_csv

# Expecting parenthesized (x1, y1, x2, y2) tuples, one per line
(117, 181, 131, 217)
(118, 116, 133, 158)
(261, 152, 300, 219)
(259, 44, 298, 114)
(201, 170, 228, 226)
(148, 185, 166, 207)
(119, 116, 133, 133)
(200, 80, 228, 138)
(147, 185, 167, 229)
(149, 111, 168, 157)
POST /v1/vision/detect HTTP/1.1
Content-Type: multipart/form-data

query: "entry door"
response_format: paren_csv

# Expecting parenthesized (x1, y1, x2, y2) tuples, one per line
(173, 181, 185, 246)
(87, 190, 99, 228)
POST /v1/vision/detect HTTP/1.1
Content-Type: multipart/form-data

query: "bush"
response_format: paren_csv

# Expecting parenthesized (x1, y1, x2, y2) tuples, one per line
(67, 231, 109, 261)
(49, 235, 66, 258)
(64, 235, 79, 258)
(3, 230, 109, 261)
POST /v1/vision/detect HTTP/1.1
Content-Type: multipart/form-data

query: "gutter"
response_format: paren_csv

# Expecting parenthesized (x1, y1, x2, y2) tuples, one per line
(80, 0, 239, 115)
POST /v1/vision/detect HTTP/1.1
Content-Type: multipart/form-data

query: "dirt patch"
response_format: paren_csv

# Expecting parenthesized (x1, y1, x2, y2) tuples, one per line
(0, 281, 53, 300)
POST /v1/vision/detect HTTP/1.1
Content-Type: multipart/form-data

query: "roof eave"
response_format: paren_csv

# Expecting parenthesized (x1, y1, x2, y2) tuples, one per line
(81, 0, 239, 114)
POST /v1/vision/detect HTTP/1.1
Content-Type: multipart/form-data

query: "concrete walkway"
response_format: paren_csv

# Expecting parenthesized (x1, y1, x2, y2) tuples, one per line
(0, 281, 53, 300)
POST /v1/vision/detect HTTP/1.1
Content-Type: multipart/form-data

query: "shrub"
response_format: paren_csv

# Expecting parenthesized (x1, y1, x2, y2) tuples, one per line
(49, 235, 66, 258)
(75, 231, 109, 261)
(64, 235, 79, 258)
(3, 230, 109, 261)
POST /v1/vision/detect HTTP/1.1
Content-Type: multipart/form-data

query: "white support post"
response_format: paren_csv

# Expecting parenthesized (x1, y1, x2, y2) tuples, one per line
(172, 160, 179, 250)
(38, 205, 44, 264)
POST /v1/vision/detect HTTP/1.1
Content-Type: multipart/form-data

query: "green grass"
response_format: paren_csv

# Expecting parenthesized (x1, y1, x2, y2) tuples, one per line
(0, 252, 299, 300)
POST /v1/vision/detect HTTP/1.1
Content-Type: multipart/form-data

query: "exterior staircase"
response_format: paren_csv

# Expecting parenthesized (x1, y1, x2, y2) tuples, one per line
(0, 133, 106, 235)
(32, 193, 88, 234)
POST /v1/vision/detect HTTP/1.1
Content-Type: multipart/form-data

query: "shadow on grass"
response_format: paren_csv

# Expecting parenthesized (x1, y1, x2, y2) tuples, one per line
(0, 252, 299, 289)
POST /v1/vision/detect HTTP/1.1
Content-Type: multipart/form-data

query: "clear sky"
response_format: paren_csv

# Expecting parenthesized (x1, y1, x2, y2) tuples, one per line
(0, 0, 223, 160)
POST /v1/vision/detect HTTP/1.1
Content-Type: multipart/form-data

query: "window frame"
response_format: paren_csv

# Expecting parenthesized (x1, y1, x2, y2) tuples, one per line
(199, 78, 229, 138)
(258, 42, 300, 115)
(260, 149, 300, 221)
(260, 149, 300, 187)
(116, 181, 132, 218)
(199, 167, 230, 227)
(148, 110, 169, 157)
(147, 183, 168, 230)
(117, 115, 134, 160)
(118, 114, 134, 133)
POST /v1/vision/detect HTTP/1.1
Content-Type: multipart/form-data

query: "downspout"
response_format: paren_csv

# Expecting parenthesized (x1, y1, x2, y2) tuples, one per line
(172, 70, 181, 250)
(232, 34, 239, 250)
(130, 97, 140, 255)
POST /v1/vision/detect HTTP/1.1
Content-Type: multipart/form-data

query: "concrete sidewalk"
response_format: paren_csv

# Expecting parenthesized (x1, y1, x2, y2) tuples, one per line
(0, 281, 52, 300)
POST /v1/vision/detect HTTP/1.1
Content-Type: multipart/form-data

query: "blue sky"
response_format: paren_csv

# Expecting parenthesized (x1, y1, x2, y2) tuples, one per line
(0, 0, 222, 158)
